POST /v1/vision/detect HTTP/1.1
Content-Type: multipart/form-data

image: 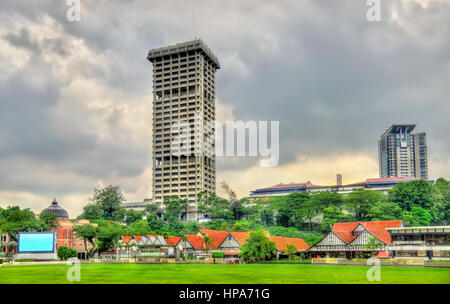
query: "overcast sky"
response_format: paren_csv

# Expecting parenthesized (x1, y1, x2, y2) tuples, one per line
(0, 0, 449, 217)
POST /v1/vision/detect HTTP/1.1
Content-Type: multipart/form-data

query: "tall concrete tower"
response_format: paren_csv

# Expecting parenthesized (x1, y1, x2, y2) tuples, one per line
(378, 124, 428, 179)
(147, 39, 219, 221)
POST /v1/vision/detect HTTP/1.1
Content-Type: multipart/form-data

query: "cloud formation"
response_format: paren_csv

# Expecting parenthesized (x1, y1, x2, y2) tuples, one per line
(0, 0, 449, 216)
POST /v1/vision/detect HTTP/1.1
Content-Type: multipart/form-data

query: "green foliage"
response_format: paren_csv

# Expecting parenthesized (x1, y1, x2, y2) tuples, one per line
(124, 209, 144, 226)
(367, 202, 403, 221)
(267, 226, 323, 245)
(239, 230, 277, 262)
(38, 212, 59, 231)
(80, 185, 126, 222)
(389, 180, 434, 211)
(163, 195, 188, 221)
(212, 251, 225, 258)
(285, 244, 297, 259)
(344, 189, 384, 221)
(96, 222, 122, 252)
(431, 178, 450, 225)
(57, 246, 77, 260)
(402, 206, 432, 226)
(73, 224, 98, 258)
(321, 206, 350, 233)
(231, 220, 264, 232)
(203, 219, 230, 231)
(272, 192, 310, 227)
(198, 192, 233, 220)
(183, 222, 200, 235)
(364, 236, 383, 255)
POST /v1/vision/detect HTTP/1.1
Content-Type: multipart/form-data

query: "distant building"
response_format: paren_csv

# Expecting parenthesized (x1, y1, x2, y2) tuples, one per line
(387, 226, 450, 260)
(307, 220, 403, 258)
(378, 124, 428, 179)
(121, 198, 153, 211)
(147, 39, 220, 222)
(249, 176, 425, 198)
(40, 198, 97, 259)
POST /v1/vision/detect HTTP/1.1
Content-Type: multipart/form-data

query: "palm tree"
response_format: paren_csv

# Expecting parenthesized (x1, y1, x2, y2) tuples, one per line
(364, 236, 383, 257)
(201, 232, 214, 258)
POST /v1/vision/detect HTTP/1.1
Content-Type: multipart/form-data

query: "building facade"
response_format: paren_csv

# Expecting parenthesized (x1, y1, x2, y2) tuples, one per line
(307, 220, 403, 258)
(249, 177, 422, 199)
(147, 39, 220, 221)
(387, 226, 450, 259)
(378, 124, 428, 179)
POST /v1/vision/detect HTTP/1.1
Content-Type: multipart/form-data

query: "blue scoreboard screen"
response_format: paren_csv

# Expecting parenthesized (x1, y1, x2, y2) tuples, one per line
(18, 232, 55, 253)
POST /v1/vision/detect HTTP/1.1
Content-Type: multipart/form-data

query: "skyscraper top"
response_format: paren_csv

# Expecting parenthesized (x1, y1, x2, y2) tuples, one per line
(147, 39, 220, 69)
(381, 124, 416, 137)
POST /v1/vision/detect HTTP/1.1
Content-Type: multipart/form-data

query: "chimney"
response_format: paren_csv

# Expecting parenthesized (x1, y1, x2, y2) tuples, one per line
(336, 174, 343, 186)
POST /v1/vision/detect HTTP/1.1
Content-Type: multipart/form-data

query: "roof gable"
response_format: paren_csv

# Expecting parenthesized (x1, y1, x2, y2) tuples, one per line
(198, 230, 229, 248)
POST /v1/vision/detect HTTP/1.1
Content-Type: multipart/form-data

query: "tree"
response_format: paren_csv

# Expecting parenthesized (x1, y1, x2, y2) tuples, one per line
(57, 246, 77, 260)
(272, 192, 310, 227)
(239, 230, 277, 262)
(79, 204, 102, 220)
(321, 206, 350, 233)
(124, 209, 144, 226)
(431, 178, 450, 225)
(309, 191, 344, 210)
(197, 192, 233, 220)
(0, 206, 41, 242)
(285, 244, 297, 260)
(129, 220, 152, 236)
(364, 236, 382, 256)
(402, 206, 432, 226)
(163, 195, 188, 222)
(201, 232, 214, 255)
(367, 202, 403, 221)
(39, 212, 59, 231)
(96, 223, 122, 252)
(389, 180, 434, 211)
(146, 212, 165, 233)
(344, 189, 384, 221)
(295, 199, 319, 232)
(183, 222, 199, 235)
(89, 185, 126, 221)
(221, 181, 243, 220)
(73, 224, 98, 258)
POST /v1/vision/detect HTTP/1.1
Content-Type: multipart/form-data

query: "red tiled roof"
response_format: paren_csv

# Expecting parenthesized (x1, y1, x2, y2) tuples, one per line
(269, 236, 310, 252)
(198, 230, 229, 248)
(165, 236, 181, 246)
(121, 236, 132, 244)
(258, 181, 323, 190)
(185, 235, 205, 250)
(375, 251, 390, 259)
(332, 220, 402, 245)
(224, 251, 240, 256)
(133, 236, 142, 242)
(230, 232, 250, 245)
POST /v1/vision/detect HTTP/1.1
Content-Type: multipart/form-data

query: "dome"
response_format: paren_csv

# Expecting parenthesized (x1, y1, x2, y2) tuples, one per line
(42, 198, 69, 219)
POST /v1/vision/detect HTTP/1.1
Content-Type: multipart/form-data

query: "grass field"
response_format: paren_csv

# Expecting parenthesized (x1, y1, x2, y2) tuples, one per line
(0, 264, 449, 284)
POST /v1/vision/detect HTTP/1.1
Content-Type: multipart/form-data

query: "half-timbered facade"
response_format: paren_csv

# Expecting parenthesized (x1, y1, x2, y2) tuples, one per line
(308, 220, 403, 258)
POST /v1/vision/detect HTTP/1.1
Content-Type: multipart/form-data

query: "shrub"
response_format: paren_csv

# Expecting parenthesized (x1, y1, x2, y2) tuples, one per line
(57, 246, 78, 261)
(212, 251, 225, 258)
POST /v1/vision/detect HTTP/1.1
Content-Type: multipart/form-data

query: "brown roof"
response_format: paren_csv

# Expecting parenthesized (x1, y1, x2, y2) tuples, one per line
(332, 220, 403, 245)
(230, 232, 250, 245)
(198, 230, 229, 248)
(269, 236, 310, 252)
(165, 236, 181, 246)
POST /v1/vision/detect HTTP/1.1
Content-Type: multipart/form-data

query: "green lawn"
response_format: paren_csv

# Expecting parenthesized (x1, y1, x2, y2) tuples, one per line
(0, 264, 448, 284)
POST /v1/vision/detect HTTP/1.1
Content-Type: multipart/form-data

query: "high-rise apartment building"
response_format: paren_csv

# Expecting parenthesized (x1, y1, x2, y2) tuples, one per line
(378, 124, 428, 179)
(147, 39, 219, 221)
